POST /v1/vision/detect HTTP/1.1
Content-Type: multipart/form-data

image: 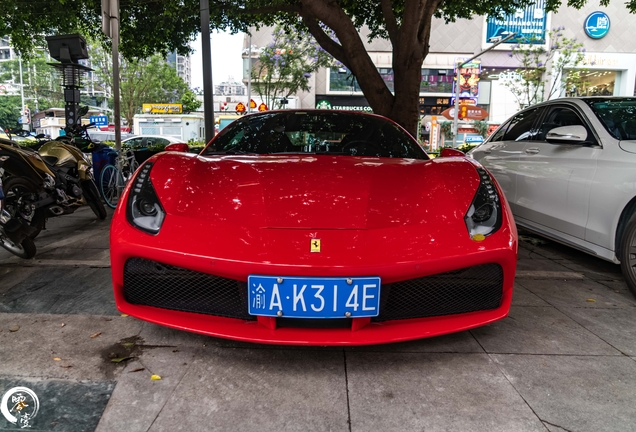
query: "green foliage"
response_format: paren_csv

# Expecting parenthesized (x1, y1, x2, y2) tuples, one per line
(180, 90, 202, 113)
(456, 143, 478, 153)
(251, 24, 335, 110)
(472, 120, 489, 138)
(0, 52, 65, 114)
(0, 95, 21, 129)
(503, 27, 586, 109)
(440, 121, 454, 140)
(92, 54, 191, 127)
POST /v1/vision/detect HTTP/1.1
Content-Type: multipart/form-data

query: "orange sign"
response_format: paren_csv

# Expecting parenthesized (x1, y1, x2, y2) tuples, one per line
(235, 102, 246, 113)
(440, 106, 489, 121)
(249, 99, 257, 109)
(258, 103, 268, 112)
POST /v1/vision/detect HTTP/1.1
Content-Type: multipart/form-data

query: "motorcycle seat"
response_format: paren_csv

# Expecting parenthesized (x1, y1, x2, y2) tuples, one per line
(41, 155, 58, 166)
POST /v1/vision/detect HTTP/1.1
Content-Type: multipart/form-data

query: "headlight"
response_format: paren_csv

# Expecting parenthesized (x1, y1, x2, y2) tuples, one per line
(126, 162, 165, 234)
(464, 166, 502, 240)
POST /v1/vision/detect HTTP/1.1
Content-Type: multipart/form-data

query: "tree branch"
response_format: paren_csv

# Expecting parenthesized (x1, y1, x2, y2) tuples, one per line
(301, 14, 350, 70)
(380, 0, 400, 45)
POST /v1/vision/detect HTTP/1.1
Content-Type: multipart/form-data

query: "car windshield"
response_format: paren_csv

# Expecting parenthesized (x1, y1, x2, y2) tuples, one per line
(201, 111, 428, 159)
(585, 98, 636, 140)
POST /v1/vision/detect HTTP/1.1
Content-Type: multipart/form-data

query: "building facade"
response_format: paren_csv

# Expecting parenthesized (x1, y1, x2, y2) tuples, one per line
(242, 1, 636, 133)
(166, 51, 192, 87)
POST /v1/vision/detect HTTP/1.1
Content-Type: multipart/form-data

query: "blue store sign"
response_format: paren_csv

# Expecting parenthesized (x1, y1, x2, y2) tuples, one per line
(584, 12, 610, 39)
(485, 0, 548, 45)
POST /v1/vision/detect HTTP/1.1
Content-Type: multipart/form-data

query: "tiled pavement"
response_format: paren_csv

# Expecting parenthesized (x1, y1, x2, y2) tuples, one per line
(0, 207, 635, 431)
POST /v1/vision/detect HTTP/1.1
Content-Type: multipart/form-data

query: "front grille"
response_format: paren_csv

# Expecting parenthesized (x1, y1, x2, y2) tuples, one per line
(123, 258, 255, 320)
(123, 259, 503, 326)
(373, 264, 503, 322)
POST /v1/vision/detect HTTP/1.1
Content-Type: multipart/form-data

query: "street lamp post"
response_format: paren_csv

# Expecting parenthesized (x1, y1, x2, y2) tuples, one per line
(452, 32, 517, 147)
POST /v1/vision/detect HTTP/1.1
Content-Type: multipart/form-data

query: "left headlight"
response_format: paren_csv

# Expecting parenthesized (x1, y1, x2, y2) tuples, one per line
(126, 162, 165, 234)
(464, 166, 502, 239)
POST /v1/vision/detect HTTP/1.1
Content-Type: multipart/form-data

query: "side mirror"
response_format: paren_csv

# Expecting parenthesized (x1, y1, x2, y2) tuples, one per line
(546, 125, 588, 144)
(440, 148, 465, 158)
(165, 143, 190, 153)
(77, 106, 89, 117)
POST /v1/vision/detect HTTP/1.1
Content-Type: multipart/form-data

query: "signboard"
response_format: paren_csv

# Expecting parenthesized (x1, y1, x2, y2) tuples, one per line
(465, 135, 484, 143)
(249, 99, 257, 109)
(258, 103, 268, 112)
(235, 102, 246, 113)
(142, 103, 183, 114)
(90, 115, 108, 126)
(441, 106, 489, 121)
(453, 59, 481, 98)
(485, 0, 548, 45)
(584, 12, 610, 39)
(315, 95, 373, 112)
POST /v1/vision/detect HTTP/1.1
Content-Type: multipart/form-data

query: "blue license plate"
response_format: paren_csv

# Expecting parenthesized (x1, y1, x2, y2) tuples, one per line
(248, 276, 381, 319)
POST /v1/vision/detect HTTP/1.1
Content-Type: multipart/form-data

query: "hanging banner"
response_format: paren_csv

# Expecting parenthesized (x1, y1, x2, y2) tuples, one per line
(453, 59, 481, 98)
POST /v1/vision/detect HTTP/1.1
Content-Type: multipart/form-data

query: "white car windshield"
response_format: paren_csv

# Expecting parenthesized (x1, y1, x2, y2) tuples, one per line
(585, 98, 636, 140)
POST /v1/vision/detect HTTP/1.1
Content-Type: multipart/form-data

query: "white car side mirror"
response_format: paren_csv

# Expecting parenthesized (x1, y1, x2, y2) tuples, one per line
(546, 125, 588, 144)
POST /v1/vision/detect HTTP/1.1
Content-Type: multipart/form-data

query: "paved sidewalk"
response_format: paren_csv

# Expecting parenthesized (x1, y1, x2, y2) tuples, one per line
(0, 207, 635, 431)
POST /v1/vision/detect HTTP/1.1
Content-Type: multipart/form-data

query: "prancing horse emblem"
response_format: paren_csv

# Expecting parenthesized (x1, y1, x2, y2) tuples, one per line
(310, 239, 321, 253)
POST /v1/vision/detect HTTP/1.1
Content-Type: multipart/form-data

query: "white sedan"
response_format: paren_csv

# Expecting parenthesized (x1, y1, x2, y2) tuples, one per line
(468, 97, 636, 296)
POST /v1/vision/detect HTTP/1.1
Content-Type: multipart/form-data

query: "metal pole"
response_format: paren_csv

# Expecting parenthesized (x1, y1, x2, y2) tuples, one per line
(246, 33, 251, 113)
(111, 0, 122, 151)
(201, 0, 215, 143)
(452, 32, 516, 147)
(18, 57, 26, 130)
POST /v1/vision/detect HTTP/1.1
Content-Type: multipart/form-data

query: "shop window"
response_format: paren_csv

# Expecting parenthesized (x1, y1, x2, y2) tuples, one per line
(329, 67, 454, 94)
(565, 70, 617, 97)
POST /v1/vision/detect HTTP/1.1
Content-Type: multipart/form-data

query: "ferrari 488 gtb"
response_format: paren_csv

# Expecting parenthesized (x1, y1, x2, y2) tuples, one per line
(110, 110, 517, 345)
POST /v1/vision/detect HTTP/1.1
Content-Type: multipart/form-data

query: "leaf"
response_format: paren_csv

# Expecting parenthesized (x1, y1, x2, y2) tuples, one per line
(129, 368, 145, 373)
(101, 317, 113, 321)
(9, 326, 19, 332)
(122, 343, 135, 348)
(90, 332, 102, 338)
(53, 357, 61, 361)
(111, 356, 134, 363)
(120, 314, 129, 317)
(150, 375, 162, 381)
(586, 298, 597, 303)
(60, 365, 72, 369)
(61, 323, 65, 327)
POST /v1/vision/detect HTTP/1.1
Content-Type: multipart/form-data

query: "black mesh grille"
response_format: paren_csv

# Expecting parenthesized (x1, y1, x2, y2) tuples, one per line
(123, 259, 502, 325)
(373, 264, 503, 322)
(123, 258, 255, 320)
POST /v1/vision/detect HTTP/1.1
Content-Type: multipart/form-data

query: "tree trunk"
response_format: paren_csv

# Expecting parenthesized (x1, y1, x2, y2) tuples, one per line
(298, 0, 440, 138)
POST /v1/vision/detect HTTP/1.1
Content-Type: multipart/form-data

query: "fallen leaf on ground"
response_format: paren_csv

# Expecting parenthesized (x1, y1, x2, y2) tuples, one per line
(61, 323, 65, 327)
(120, 314, 129, 317)
(150, 375, 161, 381)
(60, 365, 72, 369)
(9, 326, 19, 332)
(90, 332, 102, 338)
(586, 298, 597, 303)
(110, 356, 134, 363)
(121, 342, 135, 348)
(129, 368, 145, 373)
(53, 357, 61, 361)
(172, 349, 180, 353)
(101, 317, 113, 321)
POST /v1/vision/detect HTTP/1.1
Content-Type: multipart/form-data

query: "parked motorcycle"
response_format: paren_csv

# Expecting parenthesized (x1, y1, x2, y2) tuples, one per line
(0, 115, 107, 237)
(0, 156, 36, 258)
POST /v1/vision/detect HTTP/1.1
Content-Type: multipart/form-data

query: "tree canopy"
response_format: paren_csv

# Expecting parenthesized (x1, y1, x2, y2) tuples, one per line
(2, 0, 634, 135)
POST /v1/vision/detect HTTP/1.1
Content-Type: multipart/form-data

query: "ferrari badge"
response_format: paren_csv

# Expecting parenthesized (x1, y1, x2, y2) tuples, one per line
(310, 239, 321, 253)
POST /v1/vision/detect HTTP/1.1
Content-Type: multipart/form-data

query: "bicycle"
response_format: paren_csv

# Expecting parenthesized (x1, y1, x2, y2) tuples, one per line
(99, 148, 139, 209)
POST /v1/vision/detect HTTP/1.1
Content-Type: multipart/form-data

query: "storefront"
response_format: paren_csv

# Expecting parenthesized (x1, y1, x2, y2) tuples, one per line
(563, 53, 636, 98)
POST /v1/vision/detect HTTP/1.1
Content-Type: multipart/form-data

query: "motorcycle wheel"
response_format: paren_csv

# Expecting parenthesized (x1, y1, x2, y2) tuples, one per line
(81, 179, 107, 220)
(2, 177, 45, 239)
(0, 235, 36, 259)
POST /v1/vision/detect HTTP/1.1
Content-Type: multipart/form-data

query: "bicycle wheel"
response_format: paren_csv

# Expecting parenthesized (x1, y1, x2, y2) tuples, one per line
(100, 164, 125, 209)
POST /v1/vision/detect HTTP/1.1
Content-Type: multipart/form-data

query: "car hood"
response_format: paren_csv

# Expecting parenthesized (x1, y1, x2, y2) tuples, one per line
(149, 154, 481, 230)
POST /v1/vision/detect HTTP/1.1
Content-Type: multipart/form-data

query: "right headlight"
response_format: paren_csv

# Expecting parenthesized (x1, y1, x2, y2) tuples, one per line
(464, 166, 502, 240)
(126, 162, 165, 234)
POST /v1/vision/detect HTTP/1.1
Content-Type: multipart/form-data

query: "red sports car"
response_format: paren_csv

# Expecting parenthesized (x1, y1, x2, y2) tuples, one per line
(110, 110, 517, 345)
